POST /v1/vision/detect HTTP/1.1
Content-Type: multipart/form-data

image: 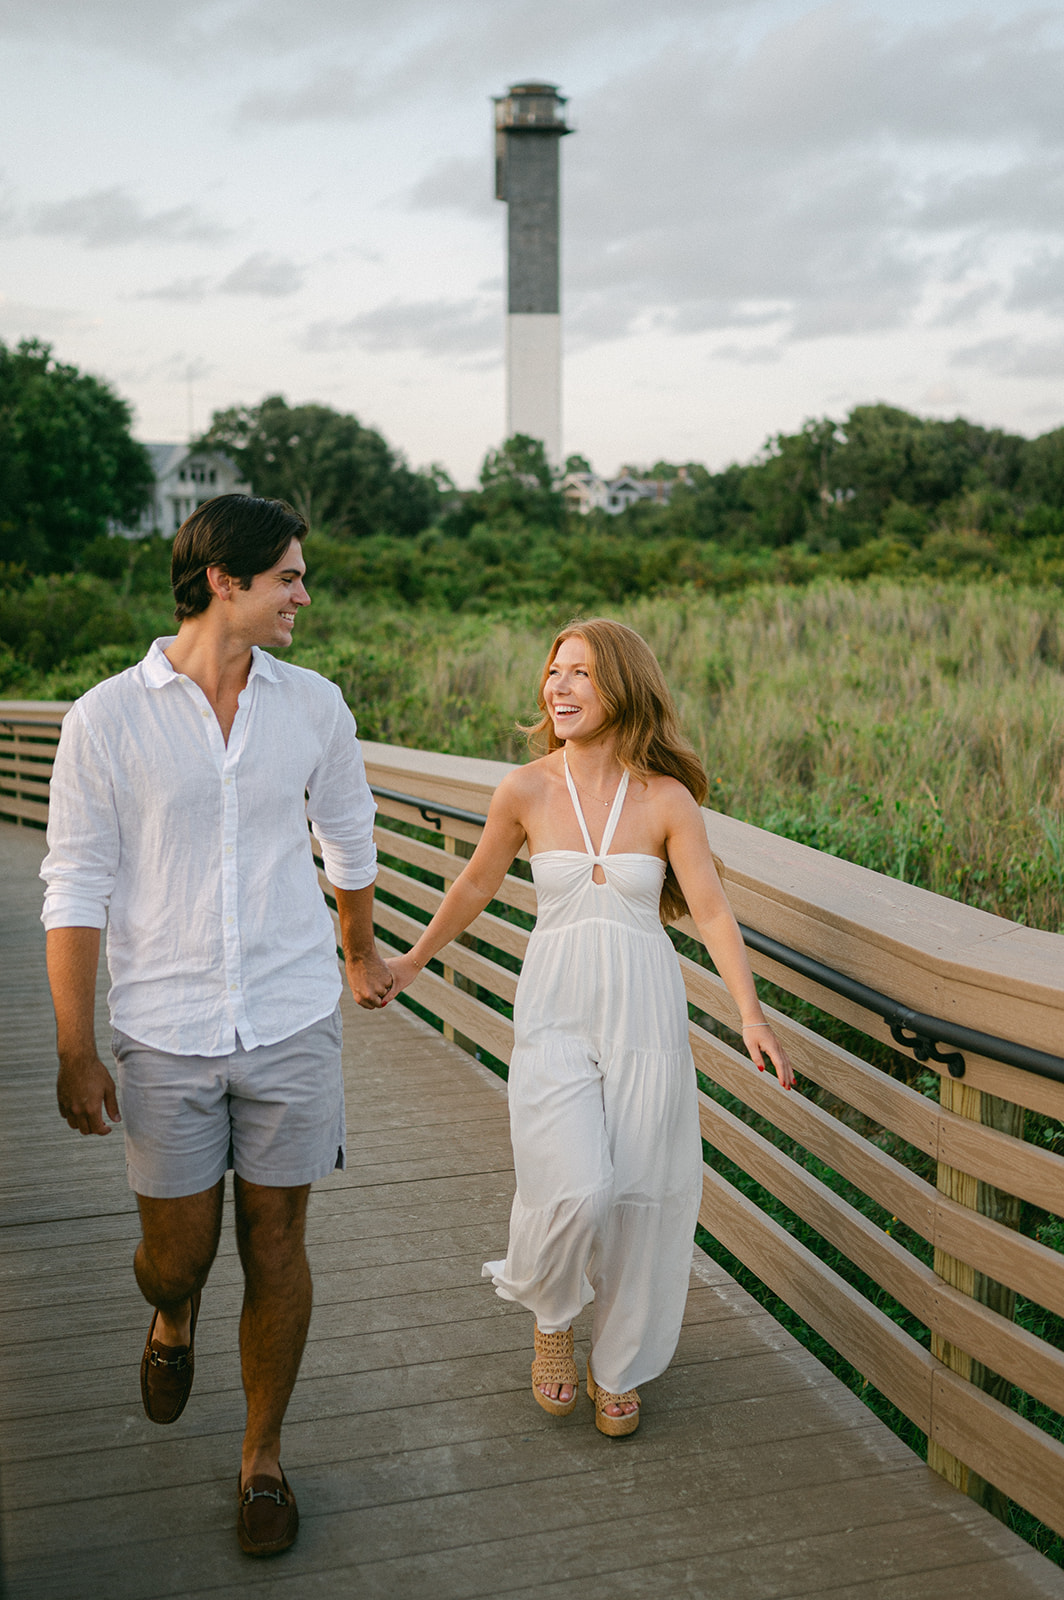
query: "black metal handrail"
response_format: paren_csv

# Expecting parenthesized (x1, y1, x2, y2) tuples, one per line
(370, 784, 491, 831)
(738, 925, 1064, 1085)
(371, 782, 1064, 1087)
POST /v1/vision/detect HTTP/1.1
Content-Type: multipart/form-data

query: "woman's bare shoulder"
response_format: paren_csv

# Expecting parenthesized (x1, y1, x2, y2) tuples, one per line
(641, 770, 700, 803)
(640, 772, 704, 825)
(493, 754, 559, 807)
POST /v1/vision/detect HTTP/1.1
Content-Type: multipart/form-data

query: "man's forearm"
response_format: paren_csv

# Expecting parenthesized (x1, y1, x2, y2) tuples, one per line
(46, 926, 102, 1054)
(334, 884, 380, 962)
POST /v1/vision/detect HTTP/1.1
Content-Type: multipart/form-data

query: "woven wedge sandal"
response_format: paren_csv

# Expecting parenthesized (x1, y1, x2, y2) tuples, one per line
(531, 1324, 579, 1416)
(586, 1359, 640, 1437)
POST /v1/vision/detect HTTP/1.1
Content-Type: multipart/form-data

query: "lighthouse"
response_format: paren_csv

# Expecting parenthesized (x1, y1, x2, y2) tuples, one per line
(493, 81, 571, 465)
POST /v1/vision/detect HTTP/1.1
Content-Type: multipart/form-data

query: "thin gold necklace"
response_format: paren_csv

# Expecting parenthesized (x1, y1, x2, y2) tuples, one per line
(567, 755, 622, 807)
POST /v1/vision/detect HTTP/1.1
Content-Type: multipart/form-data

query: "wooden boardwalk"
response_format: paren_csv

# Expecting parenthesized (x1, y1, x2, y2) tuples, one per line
(3, 819, 1064, 1600)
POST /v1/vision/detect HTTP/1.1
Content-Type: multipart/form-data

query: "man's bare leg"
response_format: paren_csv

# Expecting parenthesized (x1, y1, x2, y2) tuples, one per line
(233, 1176, 312, 1485)
(134, 1180, 225, 1341)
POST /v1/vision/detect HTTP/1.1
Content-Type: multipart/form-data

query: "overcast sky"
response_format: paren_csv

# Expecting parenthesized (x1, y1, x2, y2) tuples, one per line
(3, 0, 1063, 484)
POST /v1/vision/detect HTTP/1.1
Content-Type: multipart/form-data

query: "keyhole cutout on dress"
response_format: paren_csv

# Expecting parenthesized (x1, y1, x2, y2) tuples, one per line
(592, 863, 606, 885)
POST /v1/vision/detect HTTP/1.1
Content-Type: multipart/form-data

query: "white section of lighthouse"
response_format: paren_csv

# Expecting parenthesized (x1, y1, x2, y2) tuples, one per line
(493, 82, 571, 466)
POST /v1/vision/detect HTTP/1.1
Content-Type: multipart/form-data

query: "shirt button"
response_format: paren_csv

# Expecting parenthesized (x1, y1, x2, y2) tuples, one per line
(226, 916, 235, 926)
(225, 845, 234, 855)
(229, 983, 238, 992)
(224, 777, 232, 787)
(201, 709, 210, 719)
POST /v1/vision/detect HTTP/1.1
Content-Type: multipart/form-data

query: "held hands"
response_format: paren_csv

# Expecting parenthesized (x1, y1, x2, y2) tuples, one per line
(56, 1049, 121, 1136)
(740, 1021, 796, 1090)
(383, 953, 422, 1001)
(345, 948, 395, 1010)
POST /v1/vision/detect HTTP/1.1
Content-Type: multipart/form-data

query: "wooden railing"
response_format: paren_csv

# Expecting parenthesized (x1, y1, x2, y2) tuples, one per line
(0, 702, 70, 827)
(7, 705, 1064, 1544)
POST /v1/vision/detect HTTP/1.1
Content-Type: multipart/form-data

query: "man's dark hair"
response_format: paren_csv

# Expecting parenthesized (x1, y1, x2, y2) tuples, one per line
(171, 495, 308, 621)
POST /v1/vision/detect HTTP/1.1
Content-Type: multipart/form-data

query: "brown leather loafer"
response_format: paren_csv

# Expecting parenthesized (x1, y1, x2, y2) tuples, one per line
(139, 1289, 200, 1425)
(237, 1468, 299, 1557)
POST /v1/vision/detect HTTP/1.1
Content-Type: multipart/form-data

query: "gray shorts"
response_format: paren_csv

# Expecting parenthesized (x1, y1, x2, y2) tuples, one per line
(111, 1007, 345, 1199)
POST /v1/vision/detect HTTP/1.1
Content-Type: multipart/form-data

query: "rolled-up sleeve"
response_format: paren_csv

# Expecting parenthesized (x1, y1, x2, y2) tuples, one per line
(40, 708, 120, 930)
(307, 688, 378, 891)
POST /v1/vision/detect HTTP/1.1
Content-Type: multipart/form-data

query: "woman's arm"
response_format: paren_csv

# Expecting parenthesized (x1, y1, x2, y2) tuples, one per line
(664, 786, 795, 1089)
(385, 768, 531, 999)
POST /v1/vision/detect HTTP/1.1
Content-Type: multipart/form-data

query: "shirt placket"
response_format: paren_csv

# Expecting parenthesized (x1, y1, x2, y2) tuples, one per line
(221, 680, 256, 1047)
(220, 734, 246, 1042)
(179, 677, 249, 1047)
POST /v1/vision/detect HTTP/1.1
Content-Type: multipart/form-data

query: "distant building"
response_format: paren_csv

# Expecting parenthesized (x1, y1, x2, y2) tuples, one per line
(562, 471, 609, 515)
(562, 470, 684, 517)
(121, 444, 252, 537)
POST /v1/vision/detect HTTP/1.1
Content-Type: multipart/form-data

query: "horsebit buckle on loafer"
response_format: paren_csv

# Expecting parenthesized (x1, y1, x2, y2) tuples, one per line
(242, 1486, 288, 1507)
(148, 1349, 190, 1369)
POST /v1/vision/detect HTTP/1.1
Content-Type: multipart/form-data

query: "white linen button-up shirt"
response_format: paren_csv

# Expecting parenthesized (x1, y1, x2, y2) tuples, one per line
(41, 638, 377, 1056)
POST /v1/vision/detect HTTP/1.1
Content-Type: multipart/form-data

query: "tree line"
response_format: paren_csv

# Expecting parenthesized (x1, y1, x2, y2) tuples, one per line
(2, 333, 1064, 623)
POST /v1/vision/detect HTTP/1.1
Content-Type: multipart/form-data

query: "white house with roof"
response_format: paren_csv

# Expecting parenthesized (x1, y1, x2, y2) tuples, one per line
(561, 469, 685, 517)
(123, 444, 252, 537)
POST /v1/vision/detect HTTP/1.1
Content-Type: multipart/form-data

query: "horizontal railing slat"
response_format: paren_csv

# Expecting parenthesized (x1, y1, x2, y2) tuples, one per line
(373, 794, 487, 852)
(683, 952, 1064, 1208)
(690, 1024, 938, 1236)
(372, 900, 519, 1007)
(680, 953, 943, 1158)
(374, 862, 531, 963)
(734, 940, 1064, 1122)
(932, 1365, 1064, 1540)
(376, 937, 515, 1064)
(700, 1087, 1064, 1420)
(0, 796, 49, 824)
(699, 1159, 935, 1432)
(374, 823, 537, 917)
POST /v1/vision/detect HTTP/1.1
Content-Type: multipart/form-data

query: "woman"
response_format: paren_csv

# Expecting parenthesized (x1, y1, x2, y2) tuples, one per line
(385, 619, 793, 1436)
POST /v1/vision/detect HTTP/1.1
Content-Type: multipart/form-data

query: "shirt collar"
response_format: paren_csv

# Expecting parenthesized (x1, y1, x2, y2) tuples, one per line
(142, 638, 282, 688)
(143, 638, 179, 688)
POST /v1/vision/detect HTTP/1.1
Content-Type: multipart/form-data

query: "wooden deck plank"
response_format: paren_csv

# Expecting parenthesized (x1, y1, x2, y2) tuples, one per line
(3, 818, 1063, 1600)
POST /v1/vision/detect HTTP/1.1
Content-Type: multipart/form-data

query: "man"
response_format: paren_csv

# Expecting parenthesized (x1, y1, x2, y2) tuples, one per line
(42, 494, 392, 1557)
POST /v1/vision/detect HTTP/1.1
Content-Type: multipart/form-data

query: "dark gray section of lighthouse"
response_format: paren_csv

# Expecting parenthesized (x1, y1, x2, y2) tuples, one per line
(506, 134, 560, 314)
(494, 82, 571, 316)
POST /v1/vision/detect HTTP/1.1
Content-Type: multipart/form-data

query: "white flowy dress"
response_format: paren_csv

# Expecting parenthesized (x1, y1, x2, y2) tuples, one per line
(482, 751, 704, 1394)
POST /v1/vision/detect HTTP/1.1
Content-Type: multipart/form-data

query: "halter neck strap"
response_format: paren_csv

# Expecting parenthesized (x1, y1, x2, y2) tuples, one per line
(563, 748, 630, 860)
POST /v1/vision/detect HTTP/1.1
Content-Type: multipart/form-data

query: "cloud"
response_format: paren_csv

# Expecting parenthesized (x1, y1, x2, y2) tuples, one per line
(930, 286, 1001, 327)
(712, 342, 783, 364)
(1009, 252, 1064, 315)
(0, 294, 92, 338)
(951, 336, 1064, 379)
(302, 297, 500, 358)
(131, 256, 304, 301)
(237, 65, 364, 125)
(542, 7, 1064, 347)
(28, 186, 229, 248)
(921, 381, 967, 407)
(917, 158, 1064, 235)
(133, 277, 210, 303)
(219, 253, 304, 296)
(406, 157, 494, 220)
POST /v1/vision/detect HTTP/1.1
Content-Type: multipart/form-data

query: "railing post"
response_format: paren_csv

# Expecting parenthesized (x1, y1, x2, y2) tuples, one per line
(930, 1075, 1024, 1521)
